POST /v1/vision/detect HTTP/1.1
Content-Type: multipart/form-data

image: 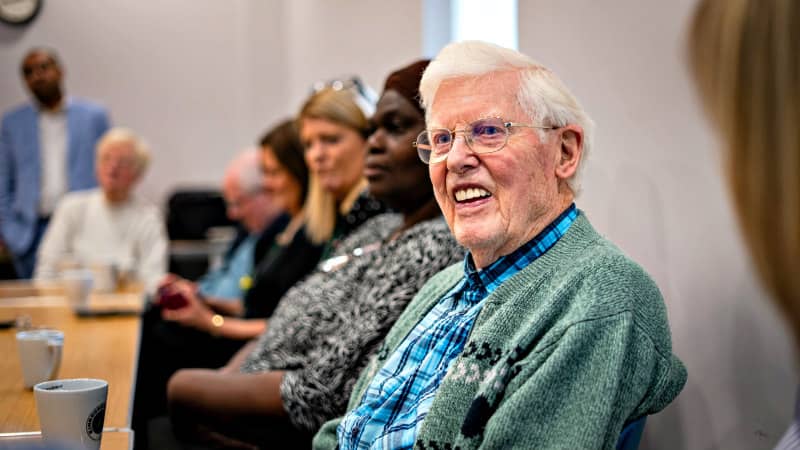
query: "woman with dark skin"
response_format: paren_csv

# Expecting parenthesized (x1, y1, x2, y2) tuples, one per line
(159, 60, 463, 449)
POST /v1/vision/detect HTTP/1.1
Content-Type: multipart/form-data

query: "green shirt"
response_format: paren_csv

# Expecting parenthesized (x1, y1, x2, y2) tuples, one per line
(314, 213, 687, 450)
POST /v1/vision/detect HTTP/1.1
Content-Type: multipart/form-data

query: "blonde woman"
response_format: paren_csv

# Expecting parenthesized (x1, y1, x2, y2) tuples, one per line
(299, 87, 385, 258)
(689, 0, 800, 447)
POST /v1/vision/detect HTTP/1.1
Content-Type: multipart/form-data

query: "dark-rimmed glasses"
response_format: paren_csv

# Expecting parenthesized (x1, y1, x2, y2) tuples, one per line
(413, 117, 557, 164)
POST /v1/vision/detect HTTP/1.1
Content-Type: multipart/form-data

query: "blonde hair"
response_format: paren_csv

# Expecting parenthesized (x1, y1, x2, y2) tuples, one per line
(420, 40, 595, 193)
(96, 127, 151, 175)
(298, 88, 371, 244)
(689, 0, 800, 342)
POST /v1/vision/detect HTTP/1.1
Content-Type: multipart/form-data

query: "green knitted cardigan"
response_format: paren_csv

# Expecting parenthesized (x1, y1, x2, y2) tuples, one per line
(314, 213, 687, 450)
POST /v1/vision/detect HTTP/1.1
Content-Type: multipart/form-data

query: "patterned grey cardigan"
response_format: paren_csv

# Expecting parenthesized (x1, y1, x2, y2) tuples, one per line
(240, 213, 463, 432)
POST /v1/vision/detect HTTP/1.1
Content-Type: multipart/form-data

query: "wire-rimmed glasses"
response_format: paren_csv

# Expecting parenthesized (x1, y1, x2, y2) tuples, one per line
(413, 117, 557, 164)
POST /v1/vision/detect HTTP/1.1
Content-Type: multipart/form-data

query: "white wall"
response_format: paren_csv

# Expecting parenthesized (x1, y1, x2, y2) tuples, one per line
(1, 2, 796, 449)
(283, 0, 423, 113)
(0, 0, 422, 206)
(519, 1, 798, 449)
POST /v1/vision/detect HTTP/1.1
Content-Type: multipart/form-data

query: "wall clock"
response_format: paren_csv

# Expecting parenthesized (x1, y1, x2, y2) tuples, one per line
(0, 0, 42, 26)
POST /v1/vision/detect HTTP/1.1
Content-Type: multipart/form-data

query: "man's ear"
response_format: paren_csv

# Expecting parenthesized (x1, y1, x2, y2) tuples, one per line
(555, 125, 583, 181)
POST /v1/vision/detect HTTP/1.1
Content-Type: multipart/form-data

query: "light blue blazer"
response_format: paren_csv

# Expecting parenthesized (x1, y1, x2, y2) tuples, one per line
(0, 98, 110, 255)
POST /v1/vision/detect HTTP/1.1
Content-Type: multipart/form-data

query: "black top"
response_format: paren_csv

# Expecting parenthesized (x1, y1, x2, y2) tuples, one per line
(244, 225, 322, 319)
(243, 192, 386, 319)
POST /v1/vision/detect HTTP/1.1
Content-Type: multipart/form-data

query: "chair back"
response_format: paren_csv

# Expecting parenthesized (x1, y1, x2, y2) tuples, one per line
(616, 416, 647, 450)
(166, 189, 233, 240)
(165, 189, 235, 280)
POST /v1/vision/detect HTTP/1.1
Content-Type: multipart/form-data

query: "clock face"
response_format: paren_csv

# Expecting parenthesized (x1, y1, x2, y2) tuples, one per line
(0, 0, 42, 25)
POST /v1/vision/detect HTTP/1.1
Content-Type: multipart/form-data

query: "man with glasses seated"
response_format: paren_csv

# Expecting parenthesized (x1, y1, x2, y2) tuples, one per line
(163, 149, 284, 301)
(314, 41, 687, 450)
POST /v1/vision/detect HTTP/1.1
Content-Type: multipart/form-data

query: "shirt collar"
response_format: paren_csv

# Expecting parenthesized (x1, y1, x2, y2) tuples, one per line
(462, 203, 578, 295)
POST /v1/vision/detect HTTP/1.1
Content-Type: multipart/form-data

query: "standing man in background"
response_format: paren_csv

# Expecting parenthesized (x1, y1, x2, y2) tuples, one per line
(0, 47, 111, 278)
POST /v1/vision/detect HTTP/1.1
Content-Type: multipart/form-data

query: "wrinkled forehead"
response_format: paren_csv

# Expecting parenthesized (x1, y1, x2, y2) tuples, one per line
(428, 71, 526, 128)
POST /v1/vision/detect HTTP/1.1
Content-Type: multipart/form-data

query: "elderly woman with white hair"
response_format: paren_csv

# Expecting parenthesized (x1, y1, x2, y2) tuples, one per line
(34, 127, 167, 293)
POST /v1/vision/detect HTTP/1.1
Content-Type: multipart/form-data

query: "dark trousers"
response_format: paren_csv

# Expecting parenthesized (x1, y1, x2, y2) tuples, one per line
(148, 414, 313, 450)
(10, 216, 49, 279)
(132, 306, 247, 449)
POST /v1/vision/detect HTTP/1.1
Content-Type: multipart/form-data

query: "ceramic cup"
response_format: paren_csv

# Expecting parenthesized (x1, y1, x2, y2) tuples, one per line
(60, 269, 94, 311)
(88, 263, 118, 293)
(34, 378, 108, 450)
(16, 329, 64, 389)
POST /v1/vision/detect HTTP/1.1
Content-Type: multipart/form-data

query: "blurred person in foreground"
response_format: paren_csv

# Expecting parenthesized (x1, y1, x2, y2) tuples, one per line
(160, 59, 464, 449)
(315, 41, 687, 450)
(688, 1, 800, 448)
(0, 47, 110, 278)
(33, 127, 166, 293)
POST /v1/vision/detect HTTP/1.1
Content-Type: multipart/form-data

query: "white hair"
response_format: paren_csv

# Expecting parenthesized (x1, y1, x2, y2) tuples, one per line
(226, 149, 263, 195)
(95, 127, 151, 174)
(419, 40, 595, 193)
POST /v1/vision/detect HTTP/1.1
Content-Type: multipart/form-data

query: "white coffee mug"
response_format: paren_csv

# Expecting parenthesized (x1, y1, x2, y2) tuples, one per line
(61, 269, 94, 311)
(16, 329, 64, 389)
(89, 263, 118, 293)
(34, 378, 108, 450)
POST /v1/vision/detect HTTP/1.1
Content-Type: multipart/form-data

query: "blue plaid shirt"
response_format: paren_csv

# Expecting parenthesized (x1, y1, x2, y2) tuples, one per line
(337, 204, 579, 450)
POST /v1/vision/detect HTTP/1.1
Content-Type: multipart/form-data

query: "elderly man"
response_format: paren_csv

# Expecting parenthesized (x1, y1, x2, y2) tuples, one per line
(178, 149, 283, 301)
(315, 41, 686, 449)
(0, 48, 111, 278)
(33, 128, 166, 293)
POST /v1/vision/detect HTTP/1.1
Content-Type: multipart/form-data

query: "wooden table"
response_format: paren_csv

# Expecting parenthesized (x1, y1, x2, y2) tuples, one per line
(0, 428, 134, 449)
(0, 281, 143, 449)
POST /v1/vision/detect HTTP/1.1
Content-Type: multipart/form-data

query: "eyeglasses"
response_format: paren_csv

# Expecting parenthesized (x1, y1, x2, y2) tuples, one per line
(413, 117, 557, 164)
(225, 188, 264, 211)
(22, 61, 55, 78)
(312, 76, 375, 100)
(310, 76, 378, 117)
(99, 153, 138, 171)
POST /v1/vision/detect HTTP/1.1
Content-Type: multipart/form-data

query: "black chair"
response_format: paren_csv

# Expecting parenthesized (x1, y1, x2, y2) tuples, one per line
(166, 189, 233, 240)
(165, 189, 234, 280)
